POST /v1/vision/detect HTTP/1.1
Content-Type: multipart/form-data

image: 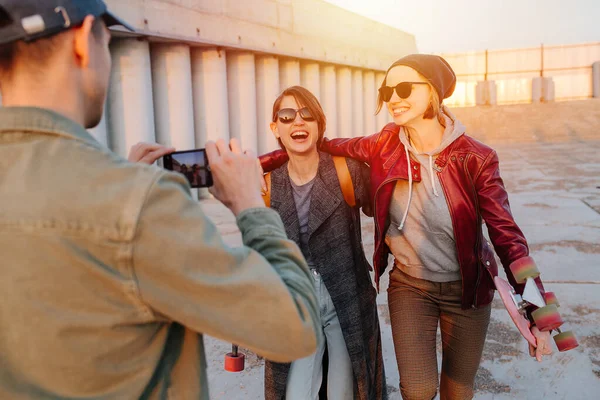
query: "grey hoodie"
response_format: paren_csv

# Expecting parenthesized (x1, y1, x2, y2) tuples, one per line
(385, 108, 466, 282)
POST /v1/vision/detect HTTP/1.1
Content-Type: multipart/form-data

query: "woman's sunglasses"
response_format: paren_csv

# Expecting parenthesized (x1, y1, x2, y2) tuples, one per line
(378, 82, 429, 102)
(276, 107, 315, 124)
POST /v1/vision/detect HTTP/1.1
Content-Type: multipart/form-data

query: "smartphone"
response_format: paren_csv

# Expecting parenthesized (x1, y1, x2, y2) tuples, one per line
(162, 148, 213, 188)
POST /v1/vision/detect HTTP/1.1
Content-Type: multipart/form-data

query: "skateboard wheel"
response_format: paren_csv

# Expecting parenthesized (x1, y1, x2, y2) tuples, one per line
(509, 257, 540, 284)
(544, 292, 560, 307)
(532, 304, 564, 331)
(554, 331, 579, 352)
(224, 352, 245, 372)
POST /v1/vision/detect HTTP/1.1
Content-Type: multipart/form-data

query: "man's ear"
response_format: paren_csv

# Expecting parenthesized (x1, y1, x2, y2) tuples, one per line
(73, 15, 96, 68)
(270, 122, 279, 139)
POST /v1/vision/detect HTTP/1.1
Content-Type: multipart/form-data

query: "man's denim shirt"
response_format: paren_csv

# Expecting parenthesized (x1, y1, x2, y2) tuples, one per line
(0, 107, 320, 399)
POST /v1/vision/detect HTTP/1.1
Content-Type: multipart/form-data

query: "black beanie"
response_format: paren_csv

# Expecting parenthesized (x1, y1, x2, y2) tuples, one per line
(383, 54, 456, 102)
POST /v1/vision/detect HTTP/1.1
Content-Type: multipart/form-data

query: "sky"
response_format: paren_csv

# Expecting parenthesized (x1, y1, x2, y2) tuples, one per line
(324, 0, 600, 53)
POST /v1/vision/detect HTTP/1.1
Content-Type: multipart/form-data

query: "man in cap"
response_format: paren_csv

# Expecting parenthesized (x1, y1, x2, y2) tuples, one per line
(0, 1, 320, 398)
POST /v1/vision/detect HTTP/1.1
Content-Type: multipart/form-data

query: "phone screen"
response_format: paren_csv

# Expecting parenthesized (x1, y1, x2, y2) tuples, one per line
(163, 149, 213, 188)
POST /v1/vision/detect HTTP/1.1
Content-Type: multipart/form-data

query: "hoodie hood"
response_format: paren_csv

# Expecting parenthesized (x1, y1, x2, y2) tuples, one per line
(399, 106, 466, 157)
(395, 106, 466, 231)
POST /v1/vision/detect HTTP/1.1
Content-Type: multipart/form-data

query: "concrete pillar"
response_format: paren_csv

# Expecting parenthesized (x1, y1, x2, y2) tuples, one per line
(476, 81, 497, 106)
(336, 67, 353, 138)
(256, 55, 280, 154)
(363, 71, 377, 135)
(375, 72, 389, 130)
(593, 61, 600, 98)
(191, 48, 230, 147)
(88, 100, 109, 148)
(107, 39, 156, 158)
(543, 78, 555, 102)
(532, 77, 555, 103)
(320, 65, 338, 138)
(227, 52, 258, 154)
(301, 62, 321, 100)
(279, 59, 301, 91)
(151, 44, 196, 151)
(352, 69, 364, 138)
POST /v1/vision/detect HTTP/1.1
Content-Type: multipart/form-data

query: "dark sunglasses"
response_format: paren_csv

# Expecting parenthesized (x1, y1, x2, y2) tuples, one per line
(378, 82, 429, 102)
(276, 107, 315, 124)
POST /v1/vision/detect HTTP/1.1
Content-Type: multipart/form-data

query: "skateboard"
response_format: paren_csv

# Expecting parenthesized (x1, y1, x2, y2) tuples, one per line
(224, 344, 245, 372)
(494, 258, 579, 352)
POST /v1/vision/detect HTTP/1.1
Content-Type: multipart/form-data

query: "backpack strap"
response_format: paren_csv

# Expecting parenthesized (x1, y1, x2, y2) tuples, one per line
(262, 172, 272, 207)
(262, 157, 355, 208)
(332, 156, 356, 208)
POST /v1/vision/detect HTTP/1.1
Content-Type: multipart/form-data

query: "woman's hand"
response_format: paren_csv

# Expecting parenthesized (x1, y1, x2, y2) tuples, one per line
(128, 142, 175, 165)
(529, 326, 553, 362)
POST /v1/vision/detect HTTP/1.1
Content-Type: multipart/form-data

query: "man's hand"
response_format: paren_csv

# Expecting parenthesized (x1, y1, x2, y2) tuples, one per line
(128, 142, 175, 165)
(529, 326, 553, 362)
(206, 139, 265, 216)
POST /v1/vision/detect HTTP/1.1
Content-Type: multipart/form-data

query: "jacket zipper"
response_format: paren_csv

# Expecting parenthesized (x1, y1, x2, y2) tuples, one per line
(464, 154, 481, 308)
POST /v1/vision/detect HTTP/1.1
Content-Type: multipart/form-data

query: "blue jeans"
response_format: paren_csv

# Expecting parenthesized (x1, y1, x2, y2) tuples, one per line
(285, 269, 354, 400)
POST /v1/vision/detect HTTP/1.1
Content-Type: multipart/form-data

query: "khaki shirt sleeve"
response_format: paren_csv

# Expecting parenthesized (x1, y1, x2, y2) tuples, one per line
(132, 171, 321, 363)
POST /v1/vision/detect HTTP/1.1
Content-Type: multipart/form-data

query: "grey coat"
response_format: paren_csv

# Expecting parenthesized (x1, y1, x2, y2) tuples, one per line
(264, 152, 387, 400)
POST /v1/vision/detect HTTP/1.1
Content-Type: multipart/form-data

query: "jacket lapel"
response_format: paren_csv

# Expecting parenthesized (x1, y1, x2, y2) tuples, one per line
(270, 164, 301, 244)
(308, 153, 342, 239)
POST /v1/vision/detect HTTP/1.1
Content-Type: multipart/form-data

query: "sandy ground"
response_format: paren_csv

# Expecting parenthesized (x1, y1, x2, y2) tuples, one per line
(198, 113, 600, 399)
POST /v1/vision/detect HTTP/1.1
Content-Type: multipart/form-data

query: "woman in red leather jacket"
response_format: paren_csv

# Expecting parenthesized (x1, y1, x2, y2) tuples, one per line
(260, 54, 553, 400)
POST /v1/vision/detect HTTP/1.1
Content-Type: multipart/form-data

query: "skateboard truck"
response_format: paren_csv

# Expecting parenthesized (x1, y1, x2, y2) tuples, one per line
(224, 344, 245, 372)
(495, 257, 579, 352)
(509, 277, 546, 312)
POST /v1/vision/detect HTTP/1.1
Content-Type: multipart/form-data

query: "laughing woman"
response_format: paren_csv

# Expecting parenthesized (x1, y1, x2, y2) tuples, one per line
(262, 86, 386, 400)
(260, 56, 552, 400)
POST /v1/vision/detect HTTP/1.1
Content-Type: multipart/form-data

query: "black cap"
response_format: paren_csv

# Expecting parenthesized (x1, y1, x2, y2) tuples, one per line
(383, 54, 457, 101)
(0, 0, 134, 46)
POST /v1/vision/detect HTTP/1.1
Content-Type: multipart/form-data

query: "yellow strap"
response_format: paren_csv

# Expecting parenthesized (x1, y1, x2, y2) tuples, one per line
(332, 156, 356, 208)
(262, 172, 272, 207)
(262, 157, 355, 208)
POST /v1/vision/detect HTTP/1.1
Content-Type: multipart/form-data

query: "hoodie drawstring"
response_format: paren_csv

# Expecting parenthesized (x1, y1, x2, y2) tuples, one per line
(398, 149, 440, 231)
(398, 146, 413, 231)
(429, 155, 440, 197)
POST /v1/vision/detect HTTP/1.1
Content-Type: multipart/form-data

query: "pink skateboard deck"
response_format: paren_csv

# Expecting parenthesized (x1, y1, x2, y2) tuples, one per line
(494, 276, 537, 347)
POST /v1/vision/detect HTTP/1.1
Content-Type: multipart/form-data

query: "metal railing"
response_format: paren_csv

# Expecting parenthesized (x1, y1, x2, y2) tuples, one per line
(440, 42, 600, 107)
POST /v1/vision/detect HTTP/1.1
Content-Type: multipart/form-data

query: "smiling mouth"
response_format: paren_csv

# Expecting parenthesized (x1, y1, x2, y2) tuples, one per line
(291, 131, 309, 141)
(392, 106, 410, 116)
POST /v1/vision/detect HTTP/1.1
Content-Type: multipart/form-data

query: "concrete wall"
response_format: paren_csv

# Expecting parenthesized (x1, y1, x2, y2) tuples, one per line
(106, 0, 416, 71)
(94, 0, 405, 167)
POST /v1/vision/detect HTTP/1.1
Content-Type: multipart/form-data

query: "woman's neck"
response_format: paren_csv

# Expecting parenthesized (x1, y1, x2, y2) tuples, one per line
(405, 116, 446, 154)
(287, 150, 320, 185)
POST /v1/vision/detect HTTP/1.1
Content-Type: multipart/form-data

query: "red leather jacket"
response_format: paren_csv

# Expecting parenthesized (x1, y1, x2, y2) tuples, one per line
(260, 123, 545, 312)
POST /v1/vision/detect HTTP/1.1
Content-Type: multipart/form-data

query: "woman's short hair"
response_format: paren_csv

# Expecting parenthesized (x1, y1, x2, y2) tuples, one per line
(271, 86, 327, 149)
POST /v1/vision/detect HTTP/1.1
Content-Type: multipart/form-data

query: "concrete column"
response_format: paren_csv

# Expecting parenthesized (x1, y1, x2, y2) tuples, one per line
(593, 61, 600, 98)
(352, 69, 364, 138)
(532, 77, 555, 103)
(375, 72, 389, 130)
(320, 65, 338, 138)
(256, 55, 280, 154)
(88, 100, 109, 148)
(191, 48, 230, 147)
(543, 77, 555, 102)
(336, 67, 353, 138)
(151, 44, 196, 151)
(279, 59, 301, 91)
(476, 81, 497, 106)
(363, 71, 377, 135)
(301, 62, 321, 100)
(107, 39, 156, 158)
(227, 52, 258, 154)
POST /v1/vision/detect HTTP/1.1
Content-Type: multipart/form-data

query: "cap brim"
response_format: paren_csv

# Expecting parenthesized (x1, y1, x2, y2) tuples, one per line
(103, 11, 135, 32)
